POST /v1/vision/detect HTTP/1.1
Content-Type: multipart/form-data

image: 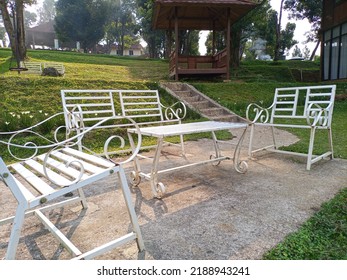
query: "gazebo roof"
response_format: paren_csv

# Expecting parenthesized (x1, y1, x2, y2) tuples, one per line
(152, 0, 259, 31)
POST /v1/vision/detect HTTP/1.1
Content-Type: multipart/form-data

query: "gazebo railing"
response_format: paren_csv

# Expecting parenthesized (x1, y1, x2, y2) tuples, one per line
(169, 49, 228, 78)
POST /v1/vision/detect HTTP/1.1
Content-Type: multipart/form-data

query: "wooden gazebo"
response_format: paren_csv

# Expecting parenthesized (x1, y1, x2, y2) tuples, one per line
(152, 0, 258, 80)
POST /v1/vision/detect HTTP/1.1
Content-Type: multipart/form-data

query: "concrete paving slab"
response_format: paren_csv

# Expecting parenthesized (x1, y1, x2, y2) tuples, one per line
(0, 128, 346, 260)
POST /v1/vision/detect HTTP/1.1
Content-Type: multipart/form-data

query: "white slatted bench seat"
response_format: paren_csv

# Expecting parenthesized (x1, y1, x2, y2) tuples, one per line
(61, 89, 187, 155)
(0, 113, 144, 259)
(43, 62, 65, 76)
(246, 85, 336, 170)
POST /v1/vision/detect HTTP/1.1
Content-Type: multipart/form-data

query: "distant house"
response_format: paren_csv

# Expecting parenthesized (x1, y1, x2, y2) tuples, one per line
(321, 0, 347, 80)
(109, 44, 144, 56)
(25, 21, 76, 50)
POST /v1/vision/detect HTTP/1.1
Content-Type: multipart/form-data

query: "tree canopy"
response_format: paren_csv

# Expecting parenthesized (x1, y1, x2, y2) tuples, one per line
(55, 0, 109, 52)
(284, 0, 322, 59)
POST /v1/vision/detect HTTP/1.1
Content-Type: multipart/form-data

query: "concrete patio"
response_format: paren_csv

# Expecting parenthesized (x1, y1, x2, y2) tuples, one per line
(1, 127, 346, 260)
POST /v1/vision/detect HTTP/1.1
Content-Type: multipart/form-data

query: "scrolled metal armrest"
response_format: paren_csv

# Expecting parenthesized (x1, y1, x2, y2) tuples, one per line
(306, 102, 331, 127)
(246, 103, 270, 124)
(162, 101, 187, 121)
(0, 113, 142, 186)
(101, 116, 142, 165)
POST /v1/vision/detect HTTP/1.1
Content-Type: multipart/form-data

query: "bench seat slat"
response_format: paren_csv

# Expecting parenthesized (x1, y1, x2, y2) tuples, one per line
(24, 159, 73, 187)
(51, 151, 105, 174)
(10, 162, 56, 195)
(36, 154, 90, 181)
(62, 148, 114, 169)
(13, 177, 36, 201)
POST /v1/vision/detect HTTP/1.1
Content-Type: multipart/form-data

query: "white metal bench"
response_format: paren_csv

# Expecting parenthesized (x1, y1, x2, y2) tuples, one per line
(0, 112, 144, 259)
(61, 89, 187, 154)
(43, 62, 65, 76)
(20, 61, 42, 74)
(246, 85, 336, 170)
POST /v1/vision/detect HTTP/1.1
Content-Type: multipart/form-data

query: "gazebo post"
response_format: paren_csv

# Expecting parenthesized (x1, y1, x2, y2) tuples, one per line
(174, 7, 179, 81)
(212, 21, 216, 55)
(226, 8, 231, 80)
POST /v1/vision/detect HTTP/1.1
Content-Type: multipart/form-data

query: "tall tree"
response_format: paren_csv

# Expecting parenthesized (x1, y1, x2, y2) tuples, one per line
(179, 30, 200, 56)
(204, 0, 273, 66)
(292, 44, 302, 57)
(274, 0, 285, 61)
(284, 0, 322, 60)
(24, 9, 36, 27)
(136, 0, 165, 58)
(55, 0, 109, 52)
(0, 0, 36, 62)
(37, 0, 55, 23)
(279, 22, 297, 57)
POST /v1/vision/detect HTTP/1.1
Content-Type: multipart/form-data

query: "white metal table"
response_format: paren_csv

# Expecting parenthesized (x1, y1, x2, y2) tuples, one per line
(128, 121, 248, 198)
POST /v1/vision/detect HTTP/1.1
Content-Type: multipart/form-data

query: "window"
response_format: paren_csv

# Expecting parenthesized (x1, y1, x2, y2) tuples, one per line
(323, 21, 347, 80)
(129, 50, 134, 56)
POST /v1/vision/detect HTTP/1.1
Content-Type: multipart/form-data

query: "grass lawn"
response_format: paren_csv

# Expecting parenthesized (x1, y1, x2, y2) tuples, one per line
(0, 48, 346, 259)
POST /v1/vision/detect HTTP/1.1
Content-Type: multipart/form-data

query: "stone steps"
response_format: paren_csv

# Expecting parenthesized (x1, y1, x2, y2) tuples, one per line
(161, 82, 247, 123)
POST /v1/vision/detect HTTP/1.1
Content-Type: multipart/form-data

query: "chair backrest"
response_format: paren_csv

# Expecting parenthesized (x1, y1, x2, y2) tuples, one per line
(61, 90, 117, 129)
(271, 85, 336, 125)
(21, 62, 42, 74)
(119, 90, 165, 125)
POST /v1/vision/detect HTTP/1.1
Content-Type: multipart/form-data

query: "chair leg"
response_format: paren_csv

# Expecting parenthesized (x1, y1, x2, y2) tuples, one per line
(328, 128, 334, 159)
(179, 134, 186, 157)
(5, 204, 27, 259)
(270, 126, 277, 150)
(307, 127, 317, 171)
(248, 124, 255, 158)
(77, 188, 88, 209)
(117, 167, 145, 251)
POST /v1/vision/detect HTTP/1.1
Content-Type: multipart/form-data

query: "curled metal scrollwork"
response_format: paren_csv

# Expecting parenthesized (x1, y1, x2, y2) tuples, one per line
(103, 116, 142, 165)
(306, 103, 330, 127)
(0, 110, 142, 186)
(163, 101, 187, 121)
(0, 112, 65, 161)
(246, 103, 271, 124)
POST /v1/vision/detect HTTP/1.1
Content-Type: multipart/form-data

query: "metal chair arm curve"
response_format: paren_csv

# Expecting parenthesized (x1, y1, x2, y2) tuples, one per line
(246, 103, 271, 124)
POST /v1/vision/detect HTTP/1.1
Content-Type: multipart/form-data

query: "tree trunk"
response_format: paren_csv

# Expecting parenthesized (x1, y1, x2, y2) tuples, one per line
(274, 0, 284, 61)
(230, 29, 241, 69)
(310, 40, 320, 61)
(0, 1, 16, 56)
(0, 1, 27, 63)
(16, 0, 27, 60)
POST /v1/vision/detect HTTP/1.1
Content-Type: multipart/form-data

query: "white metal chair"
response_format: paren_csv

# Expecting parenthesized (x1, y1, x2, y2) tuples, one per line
(0, 111, 144, 259)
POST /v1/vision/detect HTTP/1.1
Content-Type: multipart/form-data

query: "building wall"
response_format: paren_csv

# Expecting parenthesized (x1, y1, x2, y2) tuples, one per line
(321, 0, 347, 80)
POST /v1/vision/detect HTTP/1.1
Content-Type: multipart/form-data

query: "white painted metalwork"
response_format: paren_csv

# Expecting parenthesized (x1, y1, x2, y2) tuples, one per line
(128, 121, 248, 198)
(61, 89, 187, 154)
(0, 111, 144, 259)
(246, 85, 336, 170)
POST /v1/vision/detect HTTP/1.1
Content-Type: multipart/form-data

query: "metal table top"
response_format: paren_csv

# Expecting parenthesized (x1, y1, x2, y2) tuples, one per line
(128, 121, 248, 138)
